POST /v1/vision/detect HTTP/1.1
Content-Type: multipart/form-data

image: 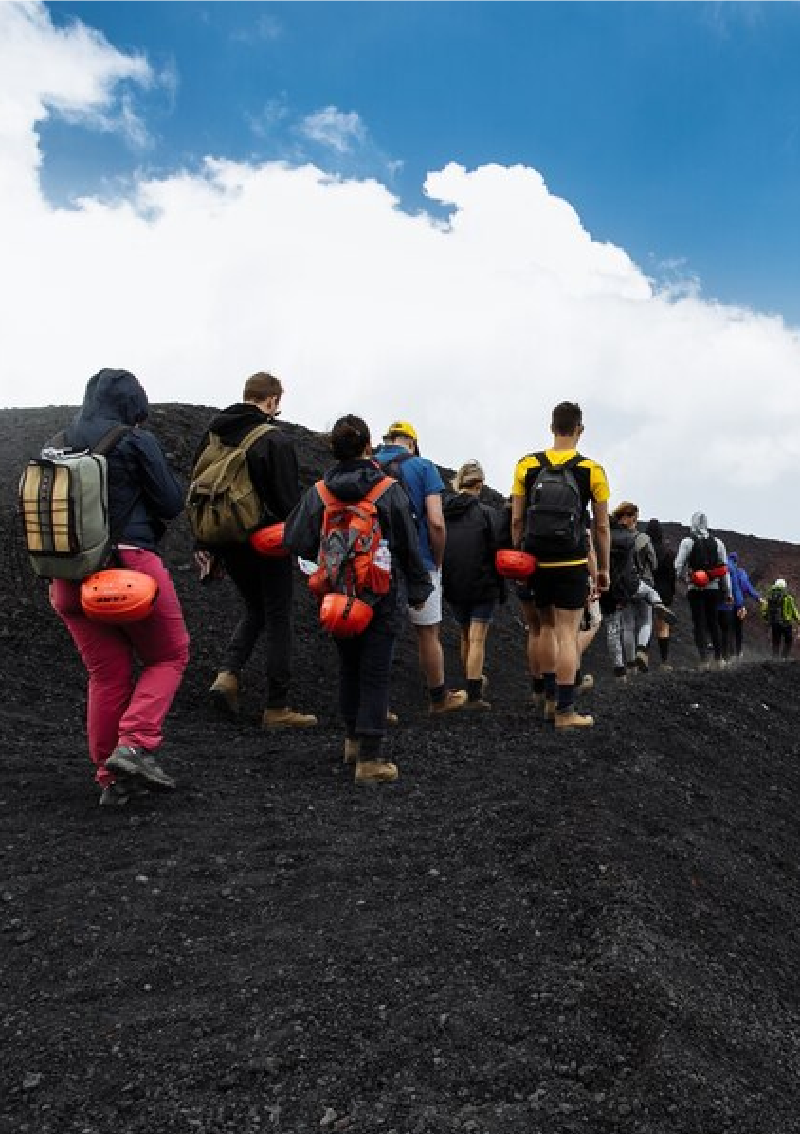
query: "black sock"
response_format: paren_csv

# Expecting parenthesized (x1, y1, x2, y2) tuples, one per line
(658, 637, 670, 661)
(532, 676, 545, 695)
(360, 735, 382, 760)
(556, 684, 575, 712)
(543, 672, 556, 697)
(429, 684, 445, 705)
(467, 678, 483, 702)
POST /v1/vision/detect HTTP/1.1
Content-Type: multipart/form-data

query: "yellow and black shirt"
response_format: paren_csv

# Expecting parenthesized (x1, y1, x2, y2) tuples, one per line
(510, 448, 610, 567)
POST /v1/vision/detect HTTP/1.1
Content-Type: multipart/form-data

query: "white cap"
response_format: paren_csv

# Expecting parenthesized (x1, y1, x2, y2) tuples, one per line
(774, 578, 787, 588)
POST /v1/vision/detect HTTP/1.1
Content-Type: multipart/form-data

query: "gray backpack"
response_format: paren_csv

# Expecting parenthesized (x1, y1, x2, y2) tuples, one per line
(19, 426, 130, 581)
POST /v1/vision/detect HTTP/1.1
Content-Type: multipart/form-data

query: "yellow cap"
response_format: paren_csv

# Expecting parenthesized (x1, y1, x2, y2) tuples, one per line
(385, 420, 418, 445)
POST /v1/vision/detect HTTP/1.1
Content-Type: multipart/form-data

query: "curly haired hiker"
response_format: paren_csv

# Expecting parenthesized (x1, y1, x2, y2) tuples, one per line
(47, 369, 189, 806)
(442, 460, 506, 710)
(674, 512, 733, 668)
(510, 402, 611, 730)
(284, 416, 432, 785)
(761, 578, 800, 658)
(190, 371, 317, 729)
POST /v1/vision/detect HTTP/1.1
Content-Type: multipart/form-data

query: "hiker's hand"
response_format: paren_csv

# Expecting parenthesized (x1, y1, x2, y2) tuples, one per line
(596, 569, 610, 593)
(737, 607, 747, 621)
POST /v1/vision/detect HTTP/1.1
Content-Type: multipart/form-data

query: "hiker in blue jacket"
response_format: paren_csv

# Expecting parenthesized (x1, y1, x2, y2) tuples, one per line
(717, 552, 762, 661)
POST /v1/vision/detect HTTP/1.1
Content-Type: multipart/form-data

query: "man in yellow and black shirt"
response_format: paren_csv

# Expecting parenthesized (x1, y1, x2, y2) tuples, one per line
(510, 401, 610, 730)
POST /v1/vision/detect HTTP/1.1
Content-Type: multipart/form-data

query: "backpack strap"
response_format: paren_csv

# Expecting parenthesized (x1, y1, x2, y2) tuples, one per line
(315, 476, 394, 509)
(362, 475, 395, 505)
(238, 422, 278, 451)
(92, 425, 132, 456)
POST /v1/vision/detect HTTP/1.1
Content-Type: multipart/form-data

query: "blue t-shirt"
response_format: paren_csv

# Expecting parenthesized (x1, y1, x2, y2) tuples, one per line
(375, 445, 444, 571)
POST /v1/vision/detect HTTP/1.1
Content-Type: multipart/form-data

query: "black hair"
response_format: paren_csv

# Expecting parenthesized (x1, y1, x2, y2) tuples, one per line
(551, 401, 582, 436)
(331, 414, 371, 461)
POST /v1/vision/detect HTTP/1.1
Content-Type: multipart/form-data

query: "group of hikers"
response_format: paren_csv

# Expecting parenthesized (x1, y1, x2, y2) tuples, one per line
(29, 368, 799, 802)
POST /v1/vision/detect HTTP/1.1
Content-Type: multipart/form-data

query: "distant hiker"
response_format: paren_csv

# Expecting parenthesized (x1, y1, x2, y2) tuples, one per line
(442, 460, 505, 710)
(510, 401, 611, 730)
(374, 421, 467, 714)
(718, 552, 762, 661)
(646, 518, 677, 669)
(761, 578, 799, 658)
(674, 512, 733, 668)
(610, 502, 658, 672)
(46, 369, 189, 806)
(188, 371, 317, 729)
(285, 415, 432, 784)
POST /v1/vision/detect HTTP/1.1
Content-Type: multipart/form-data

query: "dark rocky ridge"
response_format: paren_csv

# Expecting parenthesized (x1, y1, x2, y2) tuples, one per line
(1, 403, 799, 1133)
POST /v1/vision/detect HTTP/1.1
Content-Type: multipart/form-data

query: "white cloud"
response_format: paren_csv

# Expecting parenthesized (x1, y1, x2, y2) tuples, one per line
(2, 3, 800, 541)
(298, 106, 368, 154)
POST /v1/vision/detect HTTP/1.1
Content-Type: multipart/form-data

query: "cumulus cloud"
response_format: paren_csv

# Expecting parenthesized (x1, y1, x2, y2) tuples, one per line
(298, 106, 368, 154)
(2, 3, 800, 540)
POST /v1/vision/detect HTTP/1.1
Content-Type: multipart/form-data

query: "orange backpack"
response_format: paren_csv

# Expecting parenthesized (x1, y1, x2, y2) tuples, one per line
(308, 476, 395, 602)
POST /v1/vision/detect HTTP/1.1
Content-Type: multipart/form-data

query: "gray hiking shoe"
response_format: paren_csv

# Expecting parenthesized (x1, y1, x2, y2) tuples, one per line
(98, 779, 150, 807)
(105, 746, 176, 790)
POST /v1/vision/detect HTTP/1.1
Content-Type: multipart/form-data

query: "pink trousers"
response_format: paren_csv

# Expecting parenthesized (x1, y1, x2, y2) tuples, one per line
(50, 548, 190, 787)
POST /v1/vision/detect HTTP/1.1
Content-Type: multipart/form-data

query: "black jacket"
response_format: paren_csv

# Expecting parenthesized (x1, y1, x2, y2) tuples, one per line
(194, 403, 301, 524)
(62, 368, 184, 550)
(442, 492, 504, 607)
(284, 459, 433, 611)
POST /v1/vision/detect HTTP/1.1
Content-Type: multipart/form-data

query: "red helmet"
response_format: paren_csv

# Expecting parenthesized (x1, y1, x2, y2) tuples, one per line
(495, 549, 537, 580)
(249, 522, 289, 558)
(691, 569, 709, 588)
(81, 569, 158, 623)
(707, 564, 728, 580)
(319, 593, 373, 637)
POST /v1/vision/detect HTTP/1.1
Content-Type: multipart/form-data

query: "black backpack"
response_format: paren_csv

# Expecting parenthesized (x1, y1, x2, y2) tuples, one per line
(688, 535, 723, 572)
(609, 526, 641, 604)
(374, 448, 419, 526)
(523, 452, 585, 560)
(767, 590, 786, 625)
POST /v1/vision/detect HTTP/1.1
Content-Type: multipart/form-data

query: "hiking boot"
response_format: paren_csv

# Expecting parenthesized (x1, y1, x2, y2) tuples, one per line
(462, 698, 492, 711)
(105, 746, 176, 790)
(386, 710, 399, 726)
(654, 603, 678, 626)
(661, 662, 674, 672)
(209, 671, 239, 716)
(262, 707, 318, 729)
(428, 690, 468, 715)
(355, 760, 399, 785)
(543, 697, 556, 723)
(575, 673, 594, 696)
(635, 649, 649, 673)
(555, 709, 595, 730)
(99, 778, 150, 807)
(344, 737, 360, 765)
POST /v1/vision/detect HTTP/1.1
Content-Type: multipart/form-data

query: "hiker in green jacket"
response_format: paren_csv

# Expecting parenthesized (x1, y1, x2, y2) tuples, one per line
(761, 578, 800, 658)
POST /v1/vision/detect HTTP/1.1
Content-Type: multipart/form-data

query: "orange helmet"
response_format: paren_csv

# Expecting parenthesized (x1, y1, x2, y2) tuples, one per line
(691, 569, 709, 588)
(249, 522, 289, 558)
(495, 549, 537, 580)
(81, 569, 158, 623)
(319, 593, 374, 637)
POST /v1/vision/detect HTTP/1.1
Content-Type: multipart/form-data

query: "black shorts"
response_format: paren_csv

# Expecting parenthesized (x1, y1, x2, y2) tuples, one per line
(531, 565, 590, 611)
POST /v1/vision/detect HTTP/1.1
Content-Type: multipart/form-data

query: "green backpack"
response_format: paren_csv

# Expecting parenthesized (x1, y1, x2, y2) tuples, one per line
(186, 423, 276, 545)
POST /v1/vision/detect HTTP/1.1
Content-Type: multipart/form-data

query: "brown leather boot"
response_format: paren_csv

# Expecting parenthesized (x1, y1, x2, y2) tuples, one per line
(209, 671, 239, 716)
(344, 738, 360, 765)
(262, 707, 318, 729)
(355, 760, 399, 785)
(554, 709, 595, 730)
(428, 690, 468, 715)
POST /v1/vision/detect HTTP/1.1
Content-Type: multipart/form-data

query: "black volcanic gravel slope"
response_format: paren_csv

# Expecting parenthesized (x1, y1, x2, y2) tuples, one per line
(1, 403, 799, 1134)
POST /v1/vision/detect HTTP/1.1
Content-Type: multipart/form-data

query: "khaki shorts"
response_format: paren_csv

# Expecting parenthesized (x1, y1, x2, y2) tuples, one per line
(408, 569, 443, 627)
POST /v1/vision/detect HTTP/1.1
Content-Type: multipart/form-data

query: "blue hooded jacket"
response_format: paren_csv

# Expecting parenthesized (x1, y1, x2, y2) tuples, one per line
(62, 369, 184, 550)
(720, 552, 762, 610)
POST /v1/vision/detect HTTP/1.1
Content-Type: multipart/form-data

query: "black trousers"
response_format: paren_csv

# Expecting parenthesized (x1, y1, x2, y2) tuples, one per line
(688, 589, 722, 660)
(220, 546, 292, 708)
(335, 616, 395, 746)
(717, 608, 743, 660)
(771, 624, 793, 658)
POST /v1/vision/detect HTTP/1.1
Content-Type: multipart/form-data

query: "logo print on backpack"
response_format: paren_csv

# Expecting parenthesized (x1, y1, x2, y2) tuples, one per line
(308, 477, 395, 612)
(524, 453, 585, 560)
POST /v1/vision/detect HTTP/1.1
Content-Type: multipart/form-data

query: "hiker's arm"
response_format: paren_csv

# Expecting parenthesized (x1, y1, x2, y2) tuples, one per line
(674, 539, 690, 581)
(591, 499, 610, 592)
(257, 433, 302, 520)
(135, 430, 185, 520)
(717, 540, 733, 600)
(425, 492, 446, 570)
(510, 494, 525, 549)
(283, 488, 323, 561)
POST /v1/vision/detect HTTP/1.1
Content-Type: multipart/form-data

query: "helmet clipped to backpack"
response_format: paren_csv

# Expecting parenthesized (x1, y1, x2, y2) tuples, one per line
(80, 569, 158, 623)
(495, 549, 537, 579)
(319, 593, 374, 638)
(249, 522, 289, 558)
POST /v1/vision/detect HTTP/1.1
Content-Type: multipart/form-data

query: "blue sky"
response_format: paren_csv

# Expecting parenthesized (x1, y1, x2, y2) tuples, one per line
(45, 1, 800, 326)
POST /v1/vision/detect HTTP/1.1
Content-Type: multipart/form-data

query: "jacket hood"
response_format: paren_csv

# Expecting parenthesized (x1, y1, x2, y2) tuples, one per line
(443, 491, 480, 520)
(73, 368, 149, 429)
(323, 459, 390, 503)
(728, 551, 739, 566)
(690, 512, 709, 538)
(207, 402, 273, 442)
(645, 518, 663, 546)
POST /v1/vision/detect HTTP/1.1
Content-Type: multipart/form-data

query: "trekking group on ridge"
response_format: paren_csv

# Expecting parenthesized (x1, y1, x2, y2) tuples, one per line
(19, 368, 796, 802)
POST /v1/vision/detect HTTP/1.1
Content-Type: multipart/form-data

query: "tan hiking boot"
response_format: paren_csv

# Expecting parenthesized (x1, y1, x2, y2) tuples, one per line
(209, 671, 239, 715)
(387, 710, 399, 726)
(543, 697, 556, 723)
(355, 760, 399, 785)
(344, 737, 360, 765)
(555, 709, 595, 730)
(429, 689, 468, 715)
(262, 707, 318, 729)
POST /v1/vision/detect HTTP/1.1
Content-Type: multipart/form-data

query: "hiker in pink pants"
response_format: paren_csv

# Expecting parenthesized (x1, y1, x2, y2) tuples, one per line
(47, 369, 189, 806)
